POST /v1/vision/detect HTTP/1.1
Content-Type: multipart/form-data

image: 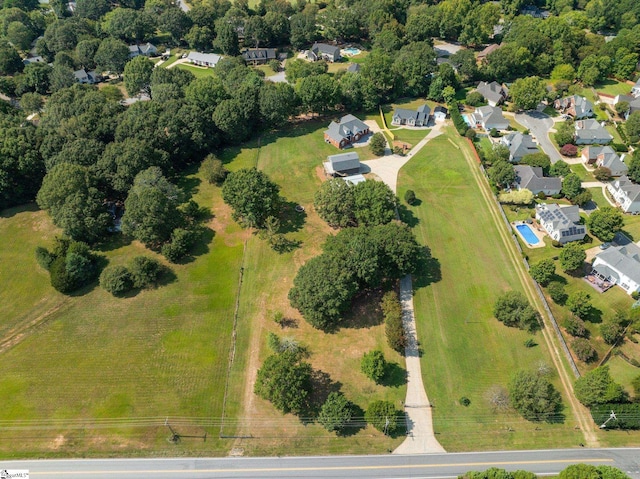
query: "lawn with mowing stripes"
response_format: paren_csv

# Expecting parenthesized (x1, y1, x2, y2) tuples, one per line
(397, 128, 584, 451)
(0, 168, 244, 458)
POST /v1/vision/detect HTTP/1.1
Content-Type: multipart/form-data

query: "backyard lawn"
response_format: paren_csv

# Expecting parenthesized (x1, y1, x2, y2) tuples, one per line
(397, 128, 584, 451)
(0, 169, 245, 458)
(595, 79, 632, 97)
(175, 63, 216, 78)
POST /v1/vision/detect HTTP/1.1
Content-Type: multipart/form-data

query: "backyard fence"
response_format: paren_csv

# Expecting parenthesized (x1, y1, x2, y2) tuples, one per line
(478, 165, 581, 378)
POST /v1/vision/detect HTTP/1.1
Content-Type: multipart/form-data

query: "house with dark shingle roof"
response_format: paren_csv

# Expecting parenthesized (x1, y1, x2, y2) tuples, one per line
(307, 43, 341, 62)
(554, 95, 593, 119)
(391, 105, 431, 127)
(513, 165, 561, 195)
(536, 203, 586, 244)
(323, 151, 361, 177)
(476, 81, 509, 107)
(501, 132, 539, 162)
(242, 48, 277, 65)
(581, 146, 628, 176)
(574, 119, 613, 145)
(470, 105, 509, 131)
(592, 243, 640, 296)
(607, 176, 640, 213)
(324, 114, 370, 149)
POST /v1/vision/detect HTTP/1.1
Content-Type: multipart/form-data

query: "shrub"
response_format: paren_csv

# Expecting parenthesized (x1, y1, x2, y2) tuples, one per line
(365, 400, 398, 434)
(594, 166, 612, 182)
(591, 403, 640, 429)
(536, 191, 546, 200)
(201, 154, 227, 184)
(162, 228, 199, 263)
(509, 370, 562, 421)
(449, 100, 469, 136)
(49, 256, 75, 293)
(560, 144, 578, 157)
(572, 338, 597, 362)
(254, 350, 312, 414)
(566, 291, 592, 319)
(564, 315, 588, 337)
(381, 291, 405, 352)
(490, 127, 500, 137)
(465, 128, 476, 139)
(370, 132, 387, 156)
(600, 320, 624, 345)
(571, 189, 592, 207)
(268, 59, 280, 72)
(551, 239, 562, 248)
(128, 256, 162, 288)
(632, 291, 640, 300)
(460, 396, 471, 406)
(465, 91, 484, 106)
(524, 338, 536, 348)
(633, 374, 640, 396)
(35, 246, 54, 270)
(574, 366, 627, 407)
(404, 189, 416, 205)
(99, 265, 133, 296)
(361, 350, 386, 383)
(318, 392, 354, 434)
(493, 291, 540, 331)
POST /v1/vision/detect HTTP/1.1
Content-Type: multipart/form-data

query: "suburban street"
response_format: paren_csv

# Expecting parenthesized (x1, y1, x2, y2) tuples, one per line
(514, 111, 562, 163)
(3, 449, 640, 479)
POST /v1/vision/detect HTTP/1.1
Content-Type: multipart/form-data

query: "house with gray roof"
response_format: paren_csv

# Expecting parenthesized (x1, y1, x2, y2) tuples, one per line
(501, 132, 539, 162)
(581, 146, 628, 176)
(242, 48, 277, 64)
(554, 95, 593, 119)
(513, 165, 561, 195)
(470, 105, 509, 131)
(632, 78, 640, 97)
(476, 81, 509, 107)
(187, 51, 222, 68)
(323, 151, 360, 177)
(73, 69, 99, 84)
(434, 106, 448, 122)
(607, 176, 640, 214)
(613, 94, 640, 119)
(129, 43, 157, 58)
(307, 43, 341, 62)
(324, 114, 370, 149)
(574, 119, 613, 145)
(535, 203, 586, 244)
(391, 105, 431, 127)
(592, 243, 640, 295)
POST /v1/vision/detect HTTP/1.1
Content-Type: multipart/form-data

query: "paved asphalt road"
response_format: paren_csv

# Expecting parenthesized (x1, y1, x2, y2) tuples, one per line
(3, 448, 640, 479)
(514, 111, 562, 163)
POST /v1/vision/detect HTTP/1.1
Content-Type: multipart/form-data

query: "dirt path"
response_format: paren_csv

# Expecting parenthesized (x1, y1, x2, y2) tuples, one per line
(458, 134, 599, 447)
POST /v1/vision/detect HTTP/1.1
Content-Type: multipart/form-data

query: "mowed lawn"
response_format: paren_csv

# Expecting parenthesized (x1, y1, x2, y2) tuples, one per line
(0, 170, 245, 458)
(221, 120, 408, 456)
(397, 129, 584, 451)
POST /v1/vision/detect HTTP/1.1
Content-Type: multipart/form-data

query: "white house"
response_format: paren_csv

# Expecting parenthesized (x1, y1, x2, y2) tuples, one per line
(433, 106, 448, 122)
(607, 176, 640, 214)
(129, 43, 158, 58)
(470, 105, 509, 131)
(187, 51, 222, 68)
(535, 203, 586, 244)
(391, 105, 431, 127)
(592, 243, 640, 296)
(73, 69, 99, 84)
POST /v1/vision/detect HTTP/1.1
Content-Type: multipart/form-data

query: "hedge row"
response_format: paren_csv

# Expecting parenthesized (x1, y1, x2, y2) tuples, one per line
(449, 101, 469, 136)
(591, 403, 640, 429)
(381, 291, 406, 353)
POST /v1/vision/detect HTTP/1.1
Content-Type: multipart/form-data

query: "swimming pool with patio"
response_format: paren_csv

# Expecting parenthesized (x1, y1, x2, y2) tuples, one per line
(514, 222, 544, 248)
(462, 114, 473, 127)
(342, 47, 361, 56)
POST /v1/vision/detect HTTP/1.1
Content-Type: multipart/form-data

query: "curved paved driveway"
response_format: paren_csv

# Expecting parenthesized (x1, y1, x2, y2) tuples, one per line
(515, 111, 562, 163)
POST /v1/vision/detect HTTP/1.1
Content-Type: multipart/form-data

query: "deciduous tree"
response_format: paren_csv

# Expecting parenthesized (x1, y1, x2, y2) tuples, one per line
(254, 350, 312, 414)
(574, 366, 627, 407)
(493, 291, 539, 331)
(559, 242, 586, 272)
(221, 168, 280, 228)
(318, 392, 354, 434)
(587, 206, 624, 242)
(510, 76, 547, 111)
(509, 370, 562, 421)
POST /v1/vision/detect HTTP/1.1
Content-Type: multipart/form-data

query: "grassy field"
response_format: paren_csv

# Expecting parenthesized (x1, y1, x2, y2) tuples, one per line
(0, 168, 245, 458)
(570, 163, 595, 182)
(595, 79, 632, 97)
(175, 63, 216, 78)
(397, 128, 584, 451)
(220, 120, 407, 456)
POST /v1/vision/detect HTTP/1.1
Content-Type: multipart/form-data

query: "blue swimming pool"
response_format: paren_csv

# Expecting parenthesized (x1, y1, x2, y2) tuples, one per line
(516, 223, 540, 245)
(462, 114, 473, 127)
(342, 47, 361, 56)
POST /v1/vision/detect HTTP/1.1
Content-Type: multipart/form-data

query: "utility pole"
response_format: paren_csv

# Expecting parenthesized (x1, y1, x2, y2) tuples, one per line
(600, 410, 617, 429)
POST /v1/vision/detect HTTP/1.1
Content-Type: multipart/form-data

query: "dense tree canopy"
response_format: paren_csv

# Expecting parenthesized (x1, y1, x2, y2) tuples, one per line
(509, 370, 562, 421)
(574, 366, 627, 407)
(254, 350, 312, 415)
(587, 207, 624, 242)
(221, 168, 281, 229)
(493, 291, 539, 331)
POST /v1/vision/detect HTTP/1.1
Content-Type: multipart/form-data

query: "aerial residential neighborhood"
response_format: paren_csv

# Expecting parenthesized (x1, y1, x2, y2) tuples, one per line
(2, 0, 640, 474)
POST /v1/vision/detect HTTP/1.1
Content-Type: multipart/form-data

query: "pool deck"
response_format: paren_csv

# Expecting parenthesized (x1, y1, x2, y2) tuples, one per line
(512, 221, 546, 249)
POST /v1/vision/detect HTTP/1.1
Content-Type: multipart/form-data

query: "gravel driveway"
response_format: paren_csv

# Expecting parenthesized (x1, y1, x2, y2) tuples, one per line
(514, 111, 562, 163)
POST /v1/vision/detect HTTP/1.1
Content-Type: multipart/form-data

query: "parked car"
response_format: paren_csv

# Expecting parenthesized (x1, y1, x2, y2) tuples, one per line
(599, 242, 611, 250)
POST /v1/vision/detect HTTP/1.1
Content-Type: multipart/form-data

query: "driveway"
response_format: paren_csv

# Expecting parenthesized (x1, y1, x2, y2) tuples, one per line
(515, 111, 562, 163)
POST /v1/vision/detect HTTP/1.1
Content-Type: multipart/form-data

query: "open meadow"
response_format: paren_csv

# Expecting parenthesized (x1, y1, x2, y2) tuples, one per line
(397, 128, 586, 451)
